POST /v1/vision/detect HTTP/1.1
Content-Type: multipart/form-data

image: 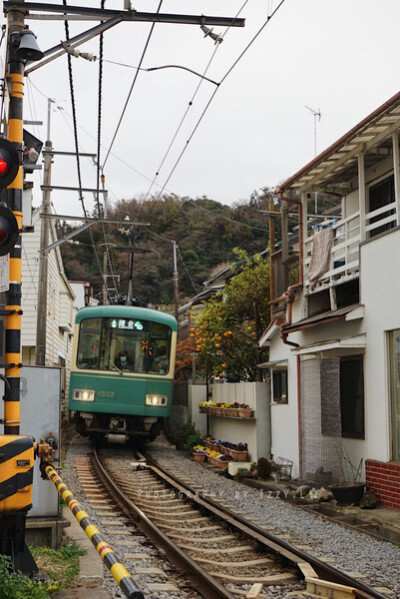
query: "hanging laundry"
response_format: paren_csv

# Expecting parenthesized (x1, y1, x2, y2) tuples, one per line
(308, 228, 333, 288)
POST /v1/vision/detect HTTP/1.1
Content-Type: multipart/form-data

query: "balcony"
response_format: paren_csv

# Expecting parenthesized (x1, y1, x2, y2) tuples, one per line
(304, 200, 397, 295)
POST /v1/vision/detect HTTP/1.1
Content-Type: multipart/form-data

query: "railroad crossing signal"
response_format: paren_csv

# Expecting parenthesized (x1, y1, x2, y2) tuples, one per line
(0, 139, 20, 256)
(0, 205, 19, 256)
(0, 137, 19, 188)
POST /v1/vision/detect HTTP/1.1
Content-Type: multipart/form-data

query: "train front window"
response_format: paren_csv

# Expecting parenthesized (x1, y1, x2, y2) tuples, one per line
(76, 318, 102, 369)
(98, 318, 172, 375)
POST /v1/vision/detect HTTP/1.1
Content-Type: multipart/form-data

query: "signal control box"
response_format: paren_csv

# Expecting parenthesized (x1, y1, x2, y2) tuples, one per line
(0, 435, 34, 513)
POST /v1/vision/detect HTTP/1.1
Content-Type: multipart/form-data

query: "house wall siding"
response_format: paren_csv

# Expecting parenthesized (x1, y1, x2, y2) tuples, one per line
(21, 212, 75, 415)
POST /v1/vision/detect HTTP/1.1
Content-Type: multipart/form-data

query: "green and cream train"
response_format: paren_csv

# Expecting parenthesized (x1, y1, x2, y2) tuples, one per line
(68, 305, 177, 443)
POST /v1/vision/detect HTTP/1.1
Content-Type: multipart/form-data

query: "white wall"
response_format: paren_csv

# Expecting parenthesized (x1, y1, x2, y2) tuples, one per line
(267, 332, 300, 477)
(188, 382, 271, 462)
(360, 228, 400, 462)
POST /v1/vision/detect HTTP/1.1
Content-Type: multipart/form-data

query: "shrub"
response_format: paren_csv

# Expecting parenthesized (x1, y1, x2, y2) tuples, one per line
(257, 457, 273, 480)
(0, 554, 49, 599)
(184, 432, 204, 454)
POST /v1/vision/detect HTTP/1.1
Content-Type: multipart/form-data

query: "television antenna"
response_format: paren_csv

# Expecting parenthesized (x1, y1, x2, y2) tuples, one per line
(305, 105, 321, 157)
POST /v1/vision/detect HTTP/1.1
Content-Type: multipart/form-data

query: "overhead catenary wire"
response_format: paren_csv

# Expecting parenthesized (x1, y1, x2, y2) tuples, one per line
(96, 2, 119, 302)
(155, 0, 286, 200)
(144, 0, 251, 201)
(63, 0, 110, 302)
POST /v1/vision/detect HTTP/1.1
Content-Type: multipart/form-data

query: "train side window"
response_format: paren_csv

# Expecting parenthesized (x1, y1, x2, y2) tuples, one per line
(149, 323, 171, 374)
(77, 318, 102, 369)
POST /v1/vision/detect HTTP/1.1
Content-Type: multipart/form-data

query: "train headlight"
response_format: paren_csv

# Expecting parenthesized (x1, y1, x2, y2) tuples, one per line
(145, 394, 168, 407)
(73, 389, 95, 402)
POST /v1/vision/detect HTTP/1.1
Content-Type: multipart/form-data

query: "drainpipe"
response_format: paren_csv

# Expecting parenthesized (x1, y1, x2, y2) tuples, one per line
(276, 290, 302, 478)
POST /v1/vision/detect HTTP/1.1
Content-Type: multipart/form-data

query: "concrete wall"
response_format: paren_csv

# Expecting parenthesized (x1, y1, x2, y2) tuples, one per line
(204, 382, 270, 462)
(190, 384, 208, 435)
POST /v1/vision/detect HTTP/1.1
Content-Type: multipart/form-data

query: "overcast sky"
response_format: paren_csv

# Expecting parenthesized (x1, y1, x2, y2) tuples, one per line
(4, 0, 400, 218)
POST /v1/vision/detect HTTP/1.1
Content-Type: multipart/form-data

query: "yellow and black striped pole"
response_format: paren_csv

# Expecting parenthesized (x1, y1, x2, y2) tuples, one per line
(44, 465, 144, 599)
(4, 3, 24, 436)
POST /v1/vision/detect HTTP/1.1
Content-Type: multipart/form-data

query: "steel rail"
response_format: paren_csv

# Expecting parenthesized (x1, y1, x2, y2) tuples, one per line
(140, 451, 389, 599)
(93, 449, 237, 599)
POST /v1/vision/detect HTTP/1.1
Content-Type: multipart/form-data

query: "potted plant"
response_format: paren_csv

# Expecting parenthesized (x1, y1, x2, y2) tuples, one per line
(192, 446, 207, 462)
(329, 446, 365, 505)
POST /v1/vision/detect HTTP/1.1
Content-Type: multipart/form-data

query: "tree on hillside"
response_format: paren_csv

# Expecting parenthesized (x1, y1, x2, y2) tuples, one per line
(192, 249, 270, 382)
(59, 189, 275, 305)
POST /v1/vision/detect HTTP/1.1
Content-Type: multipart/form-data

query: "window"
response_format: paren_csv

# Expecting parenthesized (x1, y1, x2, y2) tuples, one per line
(77, 317, 172, 375)
(339, 355, 364, 438)
(389, 330, 400, 461)
(368, 175, 395, 238)
(76, 318, 102, 369)
(272, 369, 288, 403)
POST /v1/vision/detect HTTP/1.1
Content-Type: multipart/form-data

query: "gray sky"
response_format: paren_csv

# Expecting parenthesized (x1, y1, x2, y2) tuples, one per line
(5, 0, 400, 217)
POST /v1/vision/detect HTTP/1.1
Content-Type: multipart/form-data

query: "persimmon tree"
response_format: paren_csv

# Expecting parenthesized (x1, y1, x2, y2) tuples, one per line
(192, 249, 270, 381)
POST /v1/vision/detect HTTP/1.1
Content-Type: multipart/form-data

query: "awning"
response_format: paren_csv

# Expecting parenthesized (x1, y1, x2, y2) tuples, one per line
(283, 304, 364, 334)
(256, 359, 288, 369)
(291, 333, 366, 356)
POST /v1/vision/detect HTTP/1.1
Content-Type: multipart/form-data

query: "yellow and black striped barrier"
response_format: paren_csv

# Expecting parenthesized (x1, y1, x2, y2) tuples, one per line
(44, 464, 144, 599)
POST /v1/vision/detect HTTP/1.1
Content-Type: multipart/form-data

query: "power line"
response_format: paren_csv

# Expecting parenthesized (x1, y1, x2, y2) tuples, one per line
(184, 199, 267, 233)
(146, 0, 250, 201)
(155, 0, 286, 199)
(177, 245, 198, 294)
(101, 0, 164, 172)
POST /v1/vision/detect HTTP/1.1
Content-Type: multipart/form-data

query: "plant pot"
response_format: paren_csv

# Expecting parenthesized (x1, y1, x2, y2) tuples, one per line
(207, 456, 229, 470)
(175, 438, 185, 450)
(239, 408, 253, 418)
(229, 449, 248, 462)
(329, 483, 365, 505)
(193, 453, 206, 462)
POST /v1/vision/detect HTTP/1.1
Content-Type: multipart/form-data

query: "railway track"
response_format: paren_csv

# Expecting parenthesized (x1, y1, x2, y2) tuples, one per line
(75, 447, 391, 599)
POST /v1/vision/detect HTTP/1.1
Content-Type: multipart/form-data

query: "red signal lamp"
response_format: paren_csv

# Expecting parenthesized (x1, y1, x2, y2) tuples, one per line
(0, 206, 19, 256)
(0, 138, 19, 188)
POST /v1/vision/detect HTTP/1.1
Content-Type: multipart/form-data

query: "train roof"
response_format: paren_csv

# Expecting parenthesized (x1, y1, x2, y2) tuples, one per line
(75, 305, 178, 331)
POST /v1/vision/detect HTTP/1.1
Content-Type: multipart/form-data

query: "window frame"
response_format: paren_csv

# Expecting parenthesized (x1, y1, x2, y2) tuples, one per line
(76, 316, 172, 375)
(272, 368, 288, 404)
(339, 354, 365, 439)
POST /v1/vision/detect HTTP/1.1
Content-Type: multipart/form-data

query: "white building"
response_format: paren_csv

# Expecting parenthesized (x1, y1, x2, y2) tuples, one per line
(21, 207, 75, 407)
(260, 91, 400, 510)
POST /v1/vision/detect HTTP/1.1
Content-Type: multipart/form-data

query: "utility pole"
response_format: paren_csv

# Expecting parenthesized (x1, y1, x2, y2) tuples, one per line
(4, 0, 25, 436)
(36, 98, 53, 365)
(172, 240, 179, 324)
(268, 200, 276, 319)
(126, 226, 135, 305)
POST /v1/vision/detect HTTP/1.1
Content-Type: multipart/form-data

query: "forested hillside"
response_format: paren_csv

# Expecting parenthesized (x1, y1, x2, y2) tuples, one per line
(59, 188, 275, 305)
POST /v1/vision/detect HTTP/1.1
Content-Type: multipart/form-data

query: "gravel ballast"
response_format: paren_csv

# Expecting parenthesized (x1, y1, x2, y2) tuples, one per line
(148, 438, 400, 598)
(60, 435, 400, 598)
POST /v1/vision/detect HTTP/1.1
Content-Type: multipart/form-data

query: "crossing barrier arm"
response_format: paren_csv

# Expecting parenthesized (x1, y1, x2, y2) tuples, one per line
(43, 464, 144, 599)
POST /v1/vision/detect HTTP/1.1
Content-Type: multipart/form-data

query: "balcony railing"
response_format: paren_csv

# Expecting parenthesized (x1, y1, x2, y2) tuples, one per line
(304, 211, 361, 294)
